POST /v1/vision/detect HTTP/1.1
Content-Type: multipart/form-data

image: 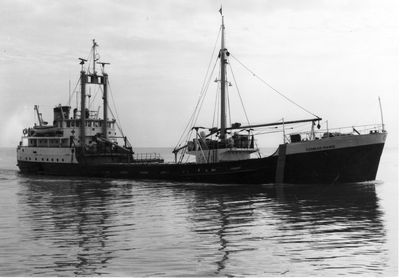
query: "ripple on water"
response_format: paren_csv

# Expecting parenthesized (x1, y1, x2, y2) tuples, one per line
(0, 170, 393, 276)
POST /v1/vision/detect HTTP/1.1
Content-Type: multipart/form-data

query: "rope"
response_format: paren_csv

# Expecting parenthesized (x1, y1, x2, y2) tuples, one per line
(176, 61, 215, 149)
(227, 58, 261, 157)
(226, 81, 232, 127)
(231, 54, 320, 118)
(174, 57, 219, 150)
(212, 83, 219, 128)
(228, 61, 251, 126)
(68, 77, 81, 106)
(193, 61, 218, 126)
(174, 27, 222, 151)
(176, 60, 218, 161)
(199, 26, 222, 98)
(107, 104, 124, 137)
(88, 85, 101, 109)
(108, 80, 125, 137)
(254, 129, 290, 136)
(85, 49, 93, 74)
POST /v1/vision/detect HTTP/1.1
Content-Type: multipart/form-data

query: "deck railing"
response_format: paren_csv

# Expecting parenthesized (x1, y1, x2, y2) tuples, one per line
(285, 123, 385, 143)
(134, 152, 163, 161)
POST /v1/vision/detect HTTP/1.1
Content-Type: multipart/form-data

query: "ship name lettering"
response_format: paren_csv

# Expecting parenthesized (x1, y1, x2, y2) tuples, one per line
(306, 145, 335, 151)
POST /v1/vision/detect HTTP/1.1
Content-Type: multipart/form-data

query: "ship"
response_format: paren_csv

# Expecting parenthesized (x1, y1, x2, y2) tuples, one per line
(17, 11, 387, 184)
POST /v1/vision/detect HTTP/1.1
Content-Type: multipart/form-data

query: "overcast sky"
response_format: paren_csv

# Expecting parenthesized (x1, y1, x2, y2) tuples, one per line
(0, 0, 398, 148)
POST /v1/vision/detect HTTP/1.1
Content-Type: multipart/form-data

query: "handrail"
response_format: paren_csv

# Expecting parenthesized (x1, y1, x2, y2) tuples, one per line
(134, 152, 163, 161)
(285, 123, 385, 143)
(288, 123, 384, 136)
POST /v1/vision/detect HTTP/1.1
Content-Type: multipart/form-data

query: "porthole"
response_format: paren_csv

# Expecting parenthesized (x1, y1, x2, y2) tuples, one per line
(56, 158, 59, 162)
(62, 159, 64, 162)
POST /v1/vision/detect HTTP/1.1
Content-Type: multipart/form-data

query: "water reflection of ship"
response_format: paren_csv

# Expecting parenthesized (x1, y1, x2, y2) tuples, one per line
(268, 183, 383, 221)
(179, 183, 384, 275)
(17, 178, 134, 276)
(17, 179, 386, 275)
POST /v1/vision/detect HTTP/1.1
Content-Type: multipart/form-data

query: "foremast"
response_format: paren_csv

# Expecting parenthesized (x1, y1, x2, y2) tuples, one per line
(79, 39, 109, 149)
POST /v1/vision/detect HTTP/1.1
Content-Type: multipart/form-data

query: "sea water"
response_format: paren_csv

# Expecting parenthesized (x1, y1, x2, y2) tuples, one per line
(0, 146, 397, 276)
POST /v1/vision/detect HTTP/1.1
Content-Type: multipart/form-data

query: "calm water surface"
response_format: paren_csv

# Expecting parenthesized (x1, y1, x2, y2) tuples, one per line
(0, 147, 397, 276)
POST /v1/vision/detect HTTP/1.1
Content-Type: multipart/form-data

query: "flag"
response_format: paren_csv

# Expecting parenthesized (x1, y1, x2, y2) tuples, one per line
(219, 6, 222, 15)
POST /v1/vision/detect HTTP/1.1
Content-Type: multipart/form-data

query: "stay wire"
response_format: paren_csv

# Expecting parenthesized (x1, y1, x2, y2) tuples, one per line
(226, 81, 232, 127)
(211, 82, 219, 128)
(175, 56, 219, 150)
(108, 80, 125, 137)
(228, 60, 251, 126)
(199, 26, 222, 97)
(68, 77, 81, 106)
(88, 85, 101, 109)
(174, 27, 222, 151)
(227, 58, 261, 157)
(230, 54, 320, 119)
(193, 61, 218, 128)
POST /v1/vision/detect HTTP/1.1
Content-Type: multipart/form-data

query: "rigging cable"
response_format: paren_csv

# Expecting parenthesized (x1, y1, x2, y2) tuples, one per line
(228, 58, 261, 157)
(227, 61, 251, 126)
(177, 59, 218, 162)
(174, 28, 221, 151)
(199, 26, 222, 97)
(230, 54, 320, 119)
(107, 80, 125, 138)
(211, 81, 220, 128)
(85, 49, 93, 74)
(88, 85, 101, 108)
(68, 77, 81, 106)
(178, 60, 216, 155)
(192, 59, 219, 128)
(226, 80, 232, 127)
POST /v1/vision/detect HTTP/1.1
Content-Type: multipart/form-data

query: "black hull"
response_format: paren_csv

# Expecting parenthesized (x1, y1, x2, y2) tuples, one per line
(17, 142, 385, 184)
(284, 142, 385, 183)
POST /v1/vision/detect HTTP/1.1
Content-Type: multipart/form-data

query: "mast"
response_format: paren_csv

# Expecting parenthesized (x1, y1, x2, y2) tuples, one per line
(98, 61, 110, 138)
(103, 72, 108, 138)
(78, 40, 110, 148)
(92, 39, 98, 74)
(80, 69, 86, 148)
(219, 10, 227, 140)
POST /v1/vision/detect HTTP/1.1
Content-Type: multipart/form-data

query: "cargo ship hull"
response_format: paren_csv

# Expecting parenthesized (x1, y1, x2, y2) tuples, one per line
(17, 133, 386, 184)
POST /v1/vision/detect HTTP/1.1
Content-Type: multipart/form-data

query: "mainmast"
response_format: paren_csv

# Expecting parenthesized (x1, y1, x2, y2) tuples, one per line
(219, 9, 228, 140)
